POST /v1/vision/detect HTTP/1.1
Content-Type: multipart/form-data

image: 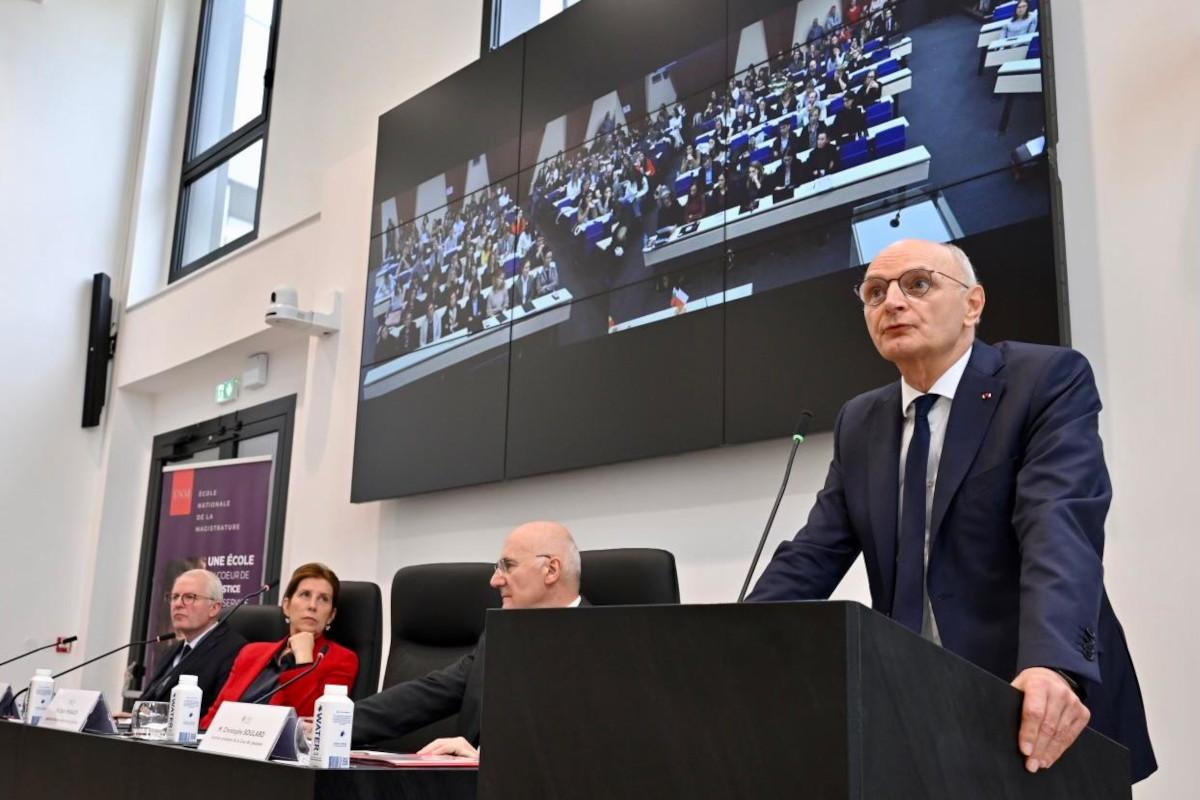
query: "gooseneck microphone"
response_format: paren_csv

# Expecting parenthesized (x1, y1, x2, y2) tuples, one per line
(219, 580, 279, 627)
(0, 636, 78, 668)
(12, 632, 176, 706)
(253, 644, 329, 705)
(135, 580, 279, 695)
(737, 411, 814, 603)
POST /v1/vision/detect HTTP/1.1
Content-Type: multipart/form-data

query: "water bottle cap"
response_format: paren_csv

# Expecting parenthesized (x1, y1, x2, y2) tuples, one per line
(35, 669, 52, 677)
(324, 684, 348, 696)
(178, 674, 198, 686)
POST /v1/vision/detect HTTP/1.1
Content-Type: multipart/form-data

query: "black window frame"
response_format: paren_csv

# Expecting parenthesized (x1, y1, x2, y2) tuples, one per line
(169, 0, 283, 283)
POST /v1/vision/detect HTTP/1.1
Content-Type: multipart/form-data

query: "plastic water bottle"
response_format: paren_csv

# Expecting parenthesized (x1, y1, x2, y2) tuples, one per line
(167, 674, 203, 744)
(309, 684, 354, 768)
(24, 669, 54, 725)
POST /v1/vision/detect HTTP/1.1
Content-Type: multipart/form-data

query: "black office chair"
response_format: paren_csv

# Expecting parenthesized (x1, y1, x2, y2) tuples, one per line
(328, 580, 383, 701)
(378, 563, 500, 751)
(221, 580, 382, 701)
(579, 548, 680, 605)
(222, 604, 287, 644)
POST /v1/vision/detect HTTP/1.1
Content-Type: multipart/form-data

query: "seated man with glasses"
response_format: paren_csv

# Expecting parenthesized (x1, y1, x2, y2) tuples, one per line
(351, 521, 584, 759)
(138, 569, 246, 719)
(747, 239, 1155, 784)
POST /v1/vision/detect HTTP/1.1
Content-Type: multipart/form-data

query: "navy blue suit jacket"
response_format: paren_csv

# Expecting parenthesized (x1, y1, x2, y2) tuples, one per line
(749, 340, 1155, 782)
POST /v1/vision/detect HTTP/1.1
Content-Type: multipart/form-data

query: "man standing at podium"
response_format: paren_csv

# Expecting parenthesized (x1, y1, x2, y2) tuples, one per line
(748, 239, 1155, 782)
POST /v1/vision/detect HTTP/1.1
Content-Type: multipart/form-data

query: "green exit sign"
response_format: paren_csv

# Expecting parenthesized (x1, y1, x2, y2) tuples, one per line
(215, 378, 240, 404)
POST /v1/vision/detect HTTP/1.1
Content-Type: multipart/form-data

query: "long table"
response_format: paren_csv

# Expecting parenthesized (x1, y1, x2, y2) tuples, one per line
(993, 57, 1042, 131)
(0, 719, 476, 800)
(363, 288, 574, 399)
(644, 145, 931, 266)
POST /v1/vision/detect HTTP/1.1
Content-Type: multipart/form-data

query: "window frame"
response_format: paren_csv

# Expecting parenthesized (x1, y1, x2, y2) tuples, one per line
(169, 0, 283, 283)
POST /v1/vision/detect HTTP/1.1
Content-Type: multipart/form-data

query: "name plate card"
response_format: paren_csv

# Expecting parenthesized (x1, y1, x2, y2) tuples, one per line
(0, 683, 13, 718)
(38, 689, 118, 734)
(198, 702, 298, 762)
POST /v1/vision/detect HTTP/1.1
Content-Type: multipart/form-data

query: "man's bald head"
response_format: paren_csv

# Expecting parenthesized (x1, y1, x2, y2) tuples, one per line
(861, 238, 986, 390)
(870, 239, 977, 285)
(491, 521, 582, 609)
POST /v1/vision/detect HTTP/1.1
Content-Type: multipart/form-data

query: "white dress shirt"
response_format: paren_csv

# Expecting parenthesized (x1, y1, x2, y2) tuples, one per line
(897, 346, 972, 644)
(172, 620, 219, 668)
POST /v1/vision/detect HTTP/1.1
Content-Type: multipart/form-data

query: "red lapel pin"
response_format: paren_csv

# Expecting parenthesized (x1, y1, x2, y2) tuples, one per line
(981, 391, 993, 401)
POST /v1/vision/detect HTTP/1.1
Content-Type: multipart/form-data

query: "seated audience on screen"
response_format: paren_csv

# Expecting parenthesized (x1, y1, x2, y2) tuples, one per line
(443, 289, 462, 334)
(833, 93, 868, 141)
(487, 271, 509, 318)
(805, 131, 842, 179)
(1002, 0, 1038, 37)
(741, 161, 770, 205)
(798, 110, 828, 151)
(351, 521, 585, 759)
(857, 69, 883, 105)
(773, 118, 802, 161)
(465, 281, 486, 328)
(537, 250, 560, 295)
(419, 302, 440, 346)
(200, 563, 359, 728)
(826, 66, 851, 96)
(683, 182, 707, 223)
(772, 150, 802, 193)
(138, 569, 246, 719)
(516, 261, 537, 307)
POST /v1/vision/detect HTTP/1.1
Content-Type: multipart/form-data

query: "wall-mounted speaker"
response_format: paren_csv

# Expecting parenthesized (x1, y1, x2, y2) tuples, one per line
(81, 273, 114, 428)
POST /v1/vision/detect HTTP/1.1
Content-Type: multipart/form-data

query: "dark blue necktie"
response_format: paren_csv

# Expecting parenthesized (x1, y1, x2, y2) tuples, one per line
(894, 393, 939, 633)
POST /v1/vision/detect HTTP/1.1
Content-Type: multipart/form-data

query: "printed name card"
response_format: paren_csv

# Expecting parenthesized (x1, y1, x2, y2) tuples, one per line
(198, 702, 298, 761)
(38, 689, 117, 734)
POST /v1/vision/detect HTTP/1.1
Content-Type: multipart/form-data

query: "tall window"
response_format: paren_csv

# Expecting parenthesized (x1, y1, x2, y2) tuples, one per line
(171, 0, 281, 281)
(485, 0, 583, 51)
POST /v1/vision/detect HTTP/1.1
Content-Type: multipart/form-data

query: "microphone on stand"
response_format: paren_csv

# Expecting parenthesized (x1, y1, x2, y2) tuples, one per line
(135, 579, 280, 697)
(219, 580, 279, 627)
(12, 632, 176, 705)
(153, 579, 279, 675)
(252, 645, 329, 705)
(0, 636, 78, 668)
(737, 411, 814, 603)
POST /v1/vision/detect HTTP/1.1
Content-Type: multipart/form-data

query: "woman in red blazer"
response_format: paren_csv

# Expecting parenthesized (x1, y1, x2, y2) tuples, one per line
(200, 563, 359, 729)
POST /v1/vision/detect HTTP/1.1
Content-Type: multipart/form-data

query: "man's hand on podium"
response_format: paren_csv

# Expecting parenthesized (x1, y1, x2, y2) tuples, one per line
(417, 736, 479, 759)
(1011, 667, 1091, 773)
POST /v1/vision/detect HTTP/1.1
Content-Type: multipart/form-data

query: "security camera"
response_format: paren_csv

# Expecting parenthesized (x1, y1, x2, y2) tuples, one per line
(265, 286, 341, 336)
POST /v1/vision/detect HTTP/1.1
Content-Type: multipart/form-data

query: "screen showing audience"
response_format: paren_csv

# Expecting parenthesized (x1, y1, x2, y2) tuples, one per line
(353, 0, 1060, 499)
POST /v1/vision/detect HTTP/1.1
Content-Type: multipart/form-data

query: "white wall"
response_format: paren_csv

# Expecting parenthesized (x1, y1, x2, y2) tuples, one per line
(0, 1, 1195, 795)
(0, 0, 158, 689)
(1051, 3, 1200, 794)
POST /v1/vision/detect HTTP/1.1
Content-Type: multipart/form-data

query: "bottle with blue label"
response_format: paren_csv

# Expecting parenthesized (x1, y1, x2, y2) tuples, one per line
(309, 684, 354, 768)
(24, 669, 54, 725)
(167, 674, 202, 744)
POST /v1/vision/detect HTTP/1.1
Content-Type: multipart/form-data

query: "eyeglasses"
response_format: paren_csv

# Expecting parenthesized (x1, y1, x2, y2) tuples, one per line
(852, 267, 972, 307)
(164, 592, 215, 606)
(493, 554, 554, 575)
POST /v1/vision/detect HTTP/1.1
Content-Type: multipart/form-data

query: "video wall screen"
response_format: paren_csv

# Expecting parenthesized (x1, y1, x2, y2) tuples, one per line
(353, 0, 1059, 500)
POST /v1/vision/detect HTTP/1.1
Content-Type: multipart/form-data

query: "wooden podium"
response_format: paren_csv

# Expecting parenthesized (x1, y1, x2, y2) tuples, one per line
(477, 602, 1130, 799)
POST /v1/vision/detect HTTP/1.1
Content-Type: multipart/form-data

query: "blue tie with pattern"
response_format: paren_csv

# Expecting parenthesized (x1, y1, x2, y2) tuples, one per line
(894, 393, 939, 633)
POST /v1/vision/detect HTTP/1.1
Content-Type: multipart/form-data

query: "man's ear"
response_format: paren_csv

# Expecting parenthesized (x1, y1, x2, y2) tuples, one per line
(544, 557, 562, 587)
(965, 284, 986, 326)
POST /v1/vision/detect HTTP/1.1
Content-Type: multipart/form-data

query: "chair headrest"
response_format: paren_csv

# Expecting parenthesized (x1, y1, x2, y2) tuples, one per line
(579, 548, 680, 606)
(391, 563, 500, 645)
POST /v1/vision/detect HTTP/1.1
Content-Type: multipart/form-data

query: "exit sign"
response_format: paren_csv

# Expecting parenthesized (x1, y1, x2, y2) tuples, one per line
(215, 378, 240, 404)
